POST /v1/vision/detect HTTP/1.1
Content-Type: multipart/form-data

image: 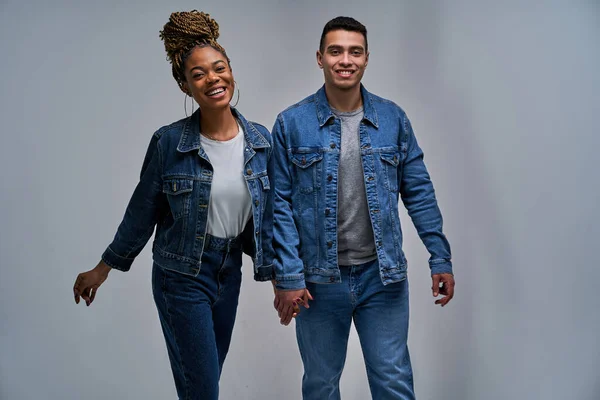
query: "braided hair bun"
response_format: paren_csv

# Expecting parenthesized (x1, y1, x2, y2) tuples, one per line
(159, 10, 229, 90)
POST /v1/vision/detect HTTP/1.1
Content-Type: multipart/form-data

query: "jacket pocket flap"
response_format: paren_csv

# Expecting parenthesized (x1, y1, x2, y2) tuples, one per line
(259, 175, 271, 190)
(162, 178, 193, 195)
(380, 152, 401, 167)
(291, 152, 323, 168)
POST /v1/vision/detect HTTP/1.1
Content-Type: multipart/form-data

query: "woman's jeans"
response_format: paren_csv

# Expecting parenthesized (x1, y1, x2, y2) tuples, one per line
(152, 233, 243, 400)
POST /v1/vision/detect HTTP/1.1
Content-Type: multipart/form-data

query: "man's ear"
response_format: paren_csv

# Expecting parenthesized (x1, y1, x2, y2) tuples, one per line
(316, 50, 323, 69)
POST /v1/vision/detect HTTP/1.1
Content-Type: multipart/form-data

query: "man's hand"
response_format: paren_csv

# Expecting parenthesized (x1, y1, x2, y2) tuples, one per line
(432, 273, 455, 307)
(274, 288, 313, 326)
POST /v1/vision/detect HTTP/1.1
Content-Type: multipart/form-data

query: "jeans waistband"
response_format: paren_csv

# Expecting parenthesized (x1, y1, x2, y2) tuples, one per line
(204, 233, 243, 253)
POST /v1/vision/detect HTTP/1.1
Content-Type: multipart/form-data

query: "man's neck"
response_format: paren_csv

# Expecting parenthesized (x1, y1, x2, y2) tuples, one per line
(324, 83, 363, 112)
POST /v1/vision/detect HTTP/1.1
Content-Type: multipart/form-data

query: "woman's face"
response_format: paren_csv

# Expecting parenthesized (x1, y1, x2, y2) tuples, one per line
(182, 46, 234, 111)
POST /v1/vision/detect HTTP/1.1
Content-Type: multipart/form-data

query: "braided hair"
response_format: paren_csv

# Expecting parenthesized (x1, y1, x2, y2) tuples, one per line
(159, 10, 230, 92)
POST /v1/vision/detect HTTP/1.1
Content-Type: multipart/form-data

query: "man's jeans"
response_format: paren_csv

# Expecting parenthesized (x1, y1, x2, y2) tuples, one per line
(152, 234, 243, 400)
(296, 259, 415, 400)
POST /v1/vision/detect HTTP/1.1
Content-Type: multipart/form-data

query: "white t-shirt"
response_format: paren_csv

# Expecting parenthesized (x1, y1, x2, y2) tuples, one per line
(200, 124, 252, 238)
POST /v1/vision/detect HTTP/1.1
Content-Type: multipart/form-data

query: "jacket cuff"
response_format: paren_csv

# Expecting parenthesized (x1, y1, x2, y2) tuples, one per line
(274, 274, 306, 290)
(101, 246, 134, 272)
(430, 259, 453, 275)
(254, 264, 275, 282)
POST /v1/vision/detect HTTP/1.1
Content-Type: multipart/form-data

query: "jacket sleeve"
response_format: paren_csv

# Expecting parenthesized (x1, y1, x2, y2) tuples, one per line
(271, 115, 306, 290)
(101, 132, 164, 271)
(399, 113, 453, 275)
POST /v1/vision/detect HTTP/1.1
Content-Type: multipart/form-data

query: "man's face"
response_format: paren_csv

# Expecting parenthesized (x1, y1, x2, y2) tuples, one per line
(317, 29, 369, 91)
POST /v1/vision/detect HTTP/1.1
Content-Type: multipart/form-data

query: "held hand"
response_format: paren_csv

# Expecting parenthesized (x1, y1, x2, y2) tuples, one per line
(432, 273, 455, 307)
(73, 261, 111, 306)
(274, 288, 313, 326)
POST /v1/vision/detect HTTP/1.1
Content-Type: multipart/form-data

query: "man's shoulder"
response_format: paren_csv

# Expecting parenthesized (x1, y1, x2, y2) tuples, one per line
(277, 92, 317, 118)
(366, 91, 407, 118)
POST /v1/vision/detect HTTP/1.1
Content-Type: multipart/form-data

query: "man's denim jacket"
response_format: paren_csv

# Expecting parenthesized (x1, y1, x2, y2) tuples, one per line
(101, 108, 274, 281)
(272, 85, 452, 290)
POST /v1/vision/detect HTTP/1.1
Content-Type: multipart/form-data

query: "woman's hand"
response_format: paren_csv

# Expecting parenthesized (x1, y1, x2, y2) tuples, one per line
(73, 261, 111, 306)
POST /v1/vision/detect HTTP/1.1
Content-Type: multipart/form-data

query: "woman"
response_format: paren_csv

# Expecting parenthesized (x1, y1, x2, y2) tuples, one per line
(72, 10, 274, 399)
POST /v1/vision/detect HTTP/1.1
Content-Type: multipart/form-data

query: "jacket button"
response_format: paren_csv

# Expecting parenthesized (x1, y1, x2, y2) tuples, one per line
(330, 143, 336, 149)
(325, 209, 330, 216)
(246, 169, 253, 175)
(255, 231, 260, 236)
(301, 157, 306, 165)
(393, 155, 398, 163)
(329, 276, 335, 282)
(254, 200, 259, 206)
(327, 175, 333, 182)
(368, 176, 374, 181)
(327, 241, 333, 248)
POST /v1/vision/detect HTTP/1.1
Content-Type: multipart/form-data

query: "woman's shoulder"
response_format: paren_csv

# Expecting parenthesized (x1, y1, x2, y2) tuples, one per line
(153, 116, 189, 140)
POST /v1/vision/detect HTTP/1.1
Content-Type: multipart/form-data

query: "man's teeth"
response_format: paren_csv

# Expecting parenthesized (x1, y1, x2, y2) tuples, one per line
(339, 71, 353, 76)
(207, 88, 225, 96)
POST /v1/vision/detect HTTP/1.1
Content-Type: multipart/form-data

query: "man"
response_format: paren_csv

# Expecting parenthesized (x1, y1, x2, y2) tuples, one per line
(271, 16, 454, 399)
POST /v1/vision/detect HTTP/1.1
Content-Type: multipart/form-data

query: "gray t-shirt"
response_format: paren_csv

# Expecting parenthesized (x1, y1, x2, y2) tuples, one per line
(200, 123, 252, 238)
(332, 107, 377, 265)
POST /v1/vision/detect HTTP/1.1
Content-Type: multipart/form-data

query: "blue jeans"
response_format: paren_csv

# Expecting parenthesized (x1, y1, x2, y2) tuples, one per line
(152, 234, 243, 400)
(295, 260, 415, 400)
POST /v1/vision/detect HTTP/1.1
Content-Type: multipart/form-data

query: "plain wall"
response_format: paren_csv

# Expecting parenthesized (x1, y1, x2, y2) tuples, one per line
(1, 1, 598, 399)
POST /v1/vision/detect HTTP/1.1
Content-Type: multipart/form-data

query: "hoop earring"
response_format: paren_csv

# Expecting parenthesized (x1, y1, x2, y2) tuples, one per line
(184, 93, 195, 117)
(230, 81, 240, 108)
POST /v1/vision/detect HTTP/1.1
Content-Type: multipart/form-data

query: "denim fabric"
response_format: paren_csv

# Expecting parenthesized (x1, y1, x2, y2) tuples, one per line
(152, 234, 244, 400)
(295, 260, 414, 400)
(101, 107, 274, 281)
(272, 85, 452, 290)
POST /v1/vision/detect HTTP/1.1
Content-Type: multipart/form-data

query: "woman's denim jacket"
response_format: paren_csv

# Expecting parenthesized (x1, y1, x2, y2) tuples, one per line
(101, 108, 274, 281)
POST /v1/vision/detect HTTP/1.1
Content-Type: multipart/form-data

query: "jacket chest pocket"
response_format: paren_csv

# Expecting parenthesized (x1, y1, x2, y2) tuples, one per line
(162, 178, 194, 219)
(379, 152, 402, 192)
(290, 151, 323, 194)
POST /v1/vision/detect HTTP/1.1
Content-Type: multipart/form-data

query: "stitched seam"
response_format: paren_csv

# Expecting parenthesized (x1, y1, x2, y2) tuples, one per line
(161, 272, 190, 399)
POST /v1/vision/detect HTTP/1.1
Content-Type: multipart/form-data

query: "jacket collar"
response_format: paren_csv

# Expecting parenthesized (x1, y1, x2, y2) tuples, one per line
(177, 107, 270, 153)
(314, 84, 379, 128)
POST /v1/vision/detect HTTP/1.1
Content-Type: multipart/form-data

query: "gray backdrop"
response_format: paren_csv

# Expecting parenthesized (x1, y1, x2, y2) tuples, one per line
(1, 0, 598, 399)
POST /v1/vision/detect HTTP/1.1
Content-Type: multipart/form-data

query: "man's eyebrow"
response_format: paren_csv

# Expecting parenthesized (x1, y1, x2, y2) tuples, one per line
(326, 44, 364, 51)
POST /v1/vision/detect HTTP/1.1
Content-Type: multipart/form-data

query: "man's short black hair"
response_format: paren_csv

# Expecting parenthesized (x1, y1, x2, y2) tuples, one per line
(319, 16, 368, 53)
